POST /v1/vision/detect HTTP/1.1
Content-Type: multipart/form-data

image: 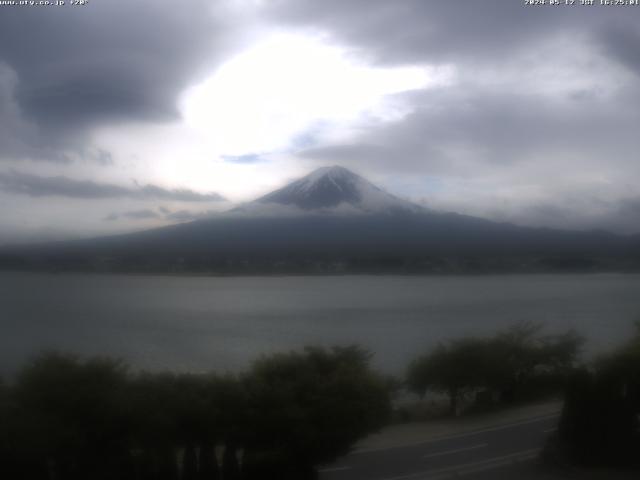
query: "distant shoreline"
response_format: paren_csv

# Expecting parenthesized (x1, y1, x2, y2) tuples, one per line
(1, 268, 639, 279)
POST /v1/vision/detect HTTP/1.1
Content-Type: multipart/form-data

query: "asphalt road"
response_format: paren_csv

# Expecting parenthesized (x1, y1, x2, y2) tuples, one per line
(318, 413, 559, 480)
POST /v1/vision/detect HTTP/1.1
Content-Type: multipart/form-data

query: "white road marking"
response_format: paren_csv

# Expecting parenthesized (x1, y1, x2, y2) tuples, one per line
(376, 448, 541, 480)
(354, 412, 559, 454)
(422, 443, 487, 459)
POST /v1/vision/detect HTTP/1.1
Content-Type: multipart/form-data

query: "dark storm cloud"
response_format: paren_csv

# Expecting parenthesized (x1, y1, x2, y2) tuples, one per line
(0, 0, 230, 160)
(264, 0, 621, 66)
(0, 170, 226, 202)
(599, 23, 640, 76)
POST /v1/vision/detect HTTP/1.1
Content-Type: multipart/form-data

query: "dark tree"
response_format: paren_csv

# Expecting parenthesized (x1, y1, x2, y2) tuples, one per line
(491, 322, 583, 402)
(556, 324, 640, 466)
(407, 323, 584, 415)
(241, 346, 391, 479)
(2, 346, 390, 479)
(407, 338, 498, 415)
(12, 352, 132, 480)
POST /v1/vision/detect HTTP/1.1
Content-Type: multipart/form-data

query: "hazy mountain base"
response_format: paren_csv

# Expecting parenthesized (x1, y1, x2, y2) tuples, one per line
(1, 214, 638, 274)
(2, 254, 638, 275)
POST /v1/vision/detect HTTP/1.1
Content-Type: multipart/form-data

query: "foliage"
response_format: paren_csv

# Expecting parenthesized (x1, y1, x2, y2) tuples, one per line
(10, 352, 132, 479)
(556, 323, 640, 466)
(407, 322, 584, 415)
(407, 337, 499, 415)
(242, 345, 391, 479)
(0, 346, 391, 480)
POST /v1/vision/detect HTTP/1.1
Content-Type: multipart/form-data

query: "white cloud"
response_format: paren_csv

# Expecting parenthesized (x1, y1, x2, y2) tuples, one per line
(180, 32, 452, 157)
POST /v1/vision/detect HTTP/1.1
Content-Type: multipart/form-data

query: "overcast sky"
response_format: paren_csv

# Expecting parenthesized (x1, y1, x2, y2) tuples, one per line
(1, 0, 640, 244)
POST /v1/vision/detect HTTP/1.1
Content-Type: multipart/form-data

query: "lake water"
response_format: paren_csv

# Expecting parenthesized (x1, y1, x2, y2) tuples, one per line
(1, 272, 639, 376)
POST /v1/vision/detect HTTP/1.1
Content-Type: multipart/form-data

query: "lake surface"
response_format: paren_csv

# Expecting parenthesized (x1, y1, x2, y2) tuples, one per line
(1, 272, 639, 376)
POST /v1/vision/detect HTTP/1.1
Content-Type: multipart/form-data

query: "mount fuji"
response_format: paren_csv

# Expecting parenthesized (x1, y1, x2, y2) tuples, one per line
(1, 166, 638, 274)
(238, 165, 424, 215)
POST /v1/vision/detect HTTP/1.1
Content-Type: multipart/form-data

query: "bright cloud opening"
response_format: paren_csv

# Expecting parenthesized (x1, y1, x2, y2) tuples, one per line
(181, 33, 451, 157)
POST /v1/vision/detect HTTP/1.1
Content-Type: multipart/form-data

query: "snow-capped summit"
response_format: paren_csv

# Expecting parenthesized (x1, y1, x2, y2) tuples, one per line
(247, 165, 424, 215)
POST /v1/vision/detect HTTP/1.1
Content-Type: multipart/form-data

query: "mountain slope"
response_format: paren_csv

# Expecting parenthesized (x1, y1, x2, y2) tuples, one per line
(1, 166, 638, 274)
